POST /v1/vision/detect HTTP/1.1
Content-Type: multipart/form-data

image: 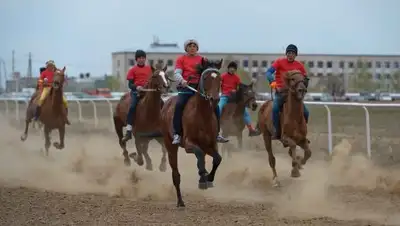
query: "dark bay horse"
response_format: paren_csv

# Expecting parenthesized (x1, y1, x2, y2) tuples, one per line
(20, 67, 68, 156)
(113, 64, 171, 170)
(220, 82, 259, 157)
(161, 58, 223, 207)
(257, 70, 311, 187)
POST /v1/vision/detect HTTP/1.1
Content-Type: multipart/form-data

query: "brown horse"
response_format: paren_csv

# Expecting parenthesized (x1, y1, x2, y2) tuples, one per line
(113, 63, 171, 170)
(220, 82, 259, 157)
(161, 58, 223, 207)
(257, 70, 311, 187)
(20, 67, 68, 156)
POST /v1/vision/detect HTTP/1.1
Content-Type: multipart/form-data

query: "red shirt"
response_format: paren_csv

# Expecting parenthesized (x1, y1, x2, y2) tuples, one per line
(221, 72, 241, 95)
(175, 55, 203, 84)
(126, 65, 152, 87)
(272, 58, 306, 88)
(39, 69, 55, 84)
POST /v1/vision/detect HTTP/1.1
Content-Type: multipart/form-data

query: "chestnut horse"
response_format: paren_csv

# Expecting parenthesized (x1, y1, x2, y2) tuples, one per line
(257, 70, 311, 187)
(113, 63, 171, 170)
(20, 67, 68, 156)
(220, 82, 259, 157)
(161, 58, 223, 207)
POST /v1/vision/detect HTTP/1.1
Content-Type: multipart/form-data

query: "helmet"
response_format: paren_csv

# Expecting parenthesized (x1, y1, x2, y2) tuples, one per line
(46, 60, 55, 66)
(135, 50, 146, 59)
(40, 67, 46, 73)
(286, 44, 298, 55)
(227, 61, 238, 70)
(184, 39, 199, 52)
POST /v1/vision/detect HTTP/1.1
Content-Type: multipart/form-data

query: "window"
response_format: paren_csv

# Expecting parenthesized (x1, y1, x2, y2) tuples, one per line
(357, 61, 363, 68)
(242, 60, 249, 67)
(167, 59, 173, 66)
(252, 72, 258, 78)
(339, 61, 345, 68)
(317, 73, 323, 77)
(261, 60, 268, 67)
(309, 73, 315, 77)
(385, 73, 391, 79)
(128, 59, 135, 66)
(375, 73, 381, 79)
(252, 60, 258, 67)
(394, 61, 399, 68)
(148, 59, 154, 66)
(317, 61, 324, 68)
(117, 60, 120, 67)
(385, 61, 391, 68)
(366, 61, 372, 68)
(326, 61, 333, 68)
(375, 61, 381, 68)
(308, 61, 314, 68)
(348, 62, 354, 68)
(327, 73, 333, 76)
(157, 59, 164, 65)
(339, 73, 344, 77)
(366, 73, 372, 79)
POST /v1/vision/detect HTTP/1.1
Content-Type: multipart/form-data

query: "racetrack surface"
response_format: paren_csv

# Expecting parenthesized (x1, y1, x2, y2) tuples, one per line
(1, 102, 400, 225)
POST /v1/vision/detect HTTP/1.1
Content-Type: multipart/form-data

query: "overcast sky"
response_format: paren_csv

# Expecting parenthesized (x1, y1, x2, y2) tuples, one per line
(1, 0, 399, 77)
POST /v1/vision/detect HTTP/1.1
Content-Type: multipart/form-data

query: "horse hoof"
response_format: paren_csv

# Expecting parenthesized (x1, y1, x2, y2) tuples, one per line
(53, 142, 64, 150)
(159, 164, 167, 172)
(272, 178, 280, 187)
(146, 165, 153, 171)
(207, 181, 214, 188)
(176, 201, 185, 208)
(124, 158, 131, 166)
(128, 152, 137, 160)
(198, 182, 208, 190)
(20, 135, 27, 141)
(291, 169, 301, 178)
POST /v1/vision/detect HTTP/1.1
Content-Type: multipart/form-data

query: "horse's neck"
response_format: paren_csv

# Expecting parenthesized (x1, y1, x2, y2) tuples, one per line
(141, 91, 161, 112)
(193, 94, 214, 117)
(286, 93, 303, 120)
(49, 88, 64, 112)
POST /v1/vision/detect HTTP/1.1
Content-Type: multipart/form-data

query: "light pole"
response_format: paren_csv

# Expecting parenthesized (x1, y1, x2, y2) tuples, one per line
(0, 57, 7, 92)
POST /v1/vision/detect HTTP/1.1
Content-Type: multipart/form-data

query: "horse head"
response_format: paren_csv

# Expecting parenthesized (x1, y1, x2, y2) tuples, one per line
(196, 57, 223, 104)
(284, 70, 307, 100)
(148, 63, 170, 92)
(238, 82, 258, 111)
(52, 66, 66, 90)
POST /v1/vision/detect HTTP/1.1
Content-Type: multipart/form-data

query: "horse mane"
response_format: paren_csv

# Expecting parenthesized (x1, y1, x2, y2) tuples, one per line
(284, 70, 302, 79)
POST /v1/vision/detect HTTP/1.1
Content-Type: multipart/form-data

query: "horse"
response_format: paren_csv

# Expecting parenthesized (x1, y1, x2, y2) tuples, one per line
(220, 82, 258, 157)
(257, 70, 311, 187)
(20, 67, 68, 156)
(160, 58, 223, 207)
(113, 63, 171, 170)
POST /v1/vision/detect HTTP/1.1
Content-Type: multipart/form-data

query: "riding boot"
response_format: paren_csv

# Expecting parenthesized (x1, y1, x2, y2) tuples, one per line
(247, 124, 261, 137)
(34, 106, 41, 121)
(65, 108, 71, 125)
(215, 108, 229, 143)
(122, 124, 133, 142)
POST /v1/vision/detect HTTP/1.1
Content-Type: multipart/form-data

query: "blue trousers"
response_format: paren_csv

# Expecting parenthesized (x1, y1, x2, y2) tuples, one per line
(218, 95, 252, 125)
(272, 93, 309, 132)
(172, 87, 221, 136)
(126, 91, 139, 126)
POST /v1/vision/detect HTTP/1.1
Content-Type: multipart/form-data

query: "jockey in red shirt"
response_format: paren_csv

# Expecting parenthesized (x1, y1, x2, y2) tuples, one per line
(122, 50, 153, 142)
(218, 61, 260, 136)
(171, 39, 229, 145)
(265, 44, 310, 139)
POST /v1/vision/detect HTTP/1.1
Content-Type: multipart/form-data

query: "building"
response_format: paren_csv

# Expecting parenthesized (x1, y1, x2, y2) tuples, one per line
(111, 39, 400, 92)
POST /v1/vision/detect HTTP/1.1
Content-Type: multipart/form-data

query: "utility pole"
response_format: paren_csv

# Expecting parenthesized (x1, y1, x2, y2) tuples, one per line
(13, 50, 20, 92)
(27, 52, 32, 78)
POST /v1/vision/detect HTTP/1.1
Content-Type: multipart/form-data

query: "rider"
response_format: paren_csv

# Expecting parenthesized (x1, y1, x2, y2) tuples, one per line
(266, 44, 309, 139)
(171, 39, 229, 145)
(218, 61, 260, 136)
(122, 49, 152, 142)
(34, 60, 70, 125)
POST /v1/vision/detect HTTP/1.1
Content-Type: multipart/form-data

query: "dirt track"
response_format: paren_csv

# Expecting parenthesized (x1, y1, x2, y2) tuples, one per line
(1, 107, 400, 225)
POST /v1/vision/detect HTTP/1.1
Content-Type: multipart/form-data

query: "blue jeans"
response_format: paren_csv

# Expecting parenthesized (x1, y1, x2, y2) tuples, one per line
(272, 93, 309, 132)
(218, 95, 252, 125)
(126, 91, 139, 126)
(173, 86, 221, 136)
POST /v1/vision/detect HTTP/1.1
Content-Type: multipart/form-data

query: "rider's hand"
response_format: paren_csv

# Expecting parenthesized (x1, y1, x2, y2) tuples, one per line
(270, 81, 277, 89)
(136, 86, 144, 91)
(43, 78, 48, 84)
(181, 79, 188, 87)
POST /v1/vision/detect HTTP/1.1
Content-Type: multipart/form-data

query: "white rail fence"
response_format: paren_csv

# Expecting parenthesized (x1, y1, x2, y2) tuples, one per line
(1, 97, 400, 159)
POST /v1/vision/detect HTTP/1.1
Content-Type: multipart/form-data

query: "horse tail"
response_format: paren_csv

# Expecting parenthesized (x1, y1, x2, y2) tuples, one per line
(113, 114, 125, 148)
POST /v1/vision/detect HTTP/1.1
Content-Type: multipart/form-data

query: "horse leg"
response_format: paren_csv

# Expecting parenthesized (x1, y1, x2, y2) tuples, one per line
(285, 137, 301, 178)
(133, 138, 144, 166)
(114, 116, 130, 166)
(186, 141, 208, 190)
(20, 119, 31, 141)
(298, 139, 312, 167)
(263, 133, 279, 187)
(141, 139, 153, 171)
(53, 125, 65, 150)
(44, 126, 51, 156)
(237, 132, 243, 150)
(206, 144, 222, 188)
(165, 137, 184, 207)
(155, 137, 167, 172)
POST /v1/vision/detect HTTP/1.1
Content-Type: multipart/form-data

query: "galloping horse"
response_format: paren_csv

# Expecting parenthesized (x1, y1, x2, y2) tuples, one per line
(258, 70, 311, 186)
(161, 58, 223, 207)
(220, 82, 258, 157)
(113, 63, 171, 170)
(20, 67, 68, 156)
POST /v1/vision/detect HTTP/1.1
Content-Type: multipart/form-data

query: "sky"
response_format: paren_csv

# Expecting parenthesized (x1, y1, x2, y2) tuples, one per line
(1, 0, 399, 79)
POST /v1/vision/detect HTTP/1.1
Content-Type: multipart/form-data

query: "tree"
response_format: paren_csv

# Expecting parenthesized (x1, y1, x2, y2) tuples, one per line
(348, 60, 378, 92)
(105, 75, 120, 91)
(390, 70, 400, 92)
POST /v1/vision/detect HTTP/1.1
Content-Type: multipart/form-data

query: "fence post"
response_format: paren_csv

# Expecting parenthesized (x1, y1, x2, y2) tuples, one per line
(105, 99, 114, 127)
(89, 100, 98, 128)
(74, 100, 83, 122)
(323, 104, 333, 155)
(362, 106, 372, 159)
(14, 100, 19, 121)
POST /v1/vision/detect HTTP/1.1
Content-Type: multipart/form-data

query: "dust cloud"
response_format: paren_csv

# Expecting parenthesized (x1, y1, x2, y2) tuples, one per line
(0, 116, 399, 224)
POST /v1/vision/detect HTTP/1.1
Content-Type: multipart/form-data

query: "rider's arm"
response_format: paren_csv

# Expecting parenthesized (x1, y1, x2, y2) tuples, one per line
(265, 67, 276, 83)
(126, 68, 136, 90)
(174, 56, 184, 83)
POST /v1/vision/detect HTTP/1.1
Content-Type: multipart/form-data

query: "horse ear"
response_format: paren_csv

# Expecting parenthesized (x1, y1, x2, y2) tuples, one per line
(62, 66, 66, 72)
(217, 58, 223, 69)
(201, 57, 207, 66)
(151, 65, 156, 73)
(162, 64, 168, 72)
